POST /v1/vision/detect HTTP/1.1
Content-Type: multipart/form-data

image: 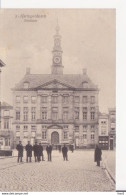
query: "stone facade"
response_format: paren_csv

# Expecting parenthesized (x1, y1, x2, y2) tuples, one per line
(108, 108, 116, 150)
(12, 24, 99, 148)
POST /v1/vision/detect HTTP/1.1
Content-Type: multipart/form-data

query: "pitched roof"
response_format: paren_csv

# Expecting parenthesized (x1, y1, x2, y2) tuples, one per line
(1, 102, 13, 108)
(0, 59, 5, 67)
(13, 73, 98, 91)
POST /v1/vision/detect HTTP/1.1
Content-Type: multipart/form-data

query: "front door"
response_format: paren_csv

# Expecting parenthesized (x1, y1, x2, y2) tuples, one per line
(110, 139, 113, 150)
(51, 131, 59, 145)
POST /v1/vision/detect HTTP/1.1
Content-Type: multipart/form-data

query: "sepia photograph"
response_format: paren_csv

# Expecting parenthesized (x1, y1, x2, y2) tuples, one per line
(0, 9, 116, 192)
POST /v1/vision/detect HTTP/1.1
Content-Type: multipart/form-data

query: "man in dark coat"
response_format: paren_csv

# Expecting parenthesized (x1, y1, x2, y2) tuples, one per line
(94, 144, 102, 166)
(46, 144, 52, 161)
(38, 143, 44, 162)
(33, 141, 39, 162)
(16, 141, 23, 163)
(25, 141, 32, 163)
(62, 144, 68, 161)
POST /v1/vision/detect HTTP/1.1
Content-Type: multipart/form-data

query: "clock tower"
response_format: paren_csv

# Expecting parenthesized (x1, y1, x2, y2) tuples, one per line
(51, 22, 64, 75)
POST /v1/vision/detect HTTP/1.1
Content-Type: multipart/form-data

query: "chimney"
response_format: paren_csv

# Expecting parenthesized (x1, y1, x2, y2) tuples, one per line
(83, 68, 87, 75)
(26, 67, 30, 75)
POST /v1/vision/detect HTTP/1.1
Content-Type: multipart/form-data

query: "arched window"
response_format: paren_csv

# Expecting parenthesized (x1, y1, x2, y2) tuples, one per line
(82, 81, 88, 88)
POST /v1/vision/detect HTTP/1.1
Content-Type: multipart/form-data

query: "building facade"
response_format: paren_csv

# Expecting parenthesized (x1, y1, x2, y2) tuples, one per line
(108, 108, 116, 150)
(0, 102, 13, 149)
(98, 113, 109, 150)
(12, 25, 99, 148)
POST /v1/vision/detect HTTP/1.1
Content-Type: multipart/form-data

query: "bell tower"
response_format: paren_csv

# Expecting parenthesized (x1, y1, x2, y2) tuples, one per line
(51, 21, 64, 75)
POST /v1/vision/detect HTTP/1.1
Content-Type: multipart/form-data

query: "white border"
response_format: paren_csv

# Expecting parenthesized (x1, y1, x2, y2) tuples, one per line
(1, 0, 126, 192)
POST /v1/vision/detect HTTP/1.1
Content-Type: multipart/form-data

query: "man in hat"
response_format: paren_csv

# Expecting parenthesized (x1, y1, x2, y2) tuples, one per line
(38, 142, 44, 162)
(94, 144, 102, 167)
(62, 144, 68, 161)
(25, 141, 33, 163)
(16, 141, 23, 163)
(46, 144, 52, 161)
(33, 141, 39, 162)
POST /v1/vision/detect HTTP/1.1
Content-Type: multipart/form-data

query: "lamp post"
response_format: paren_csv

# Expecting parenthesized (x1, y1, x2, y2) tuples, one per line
(0, 59, 5, 130)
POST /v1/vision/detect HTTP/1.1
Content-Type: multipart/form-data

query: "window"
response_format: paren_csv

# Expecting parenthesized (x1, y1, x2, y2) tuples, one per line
(82, 81, 88, 88)
(41, 96, 47, 103)
(91, 125, 95, 130)
(4, 110, 9, 116)
(23, 107, 28, 121)
(16, 131, 20, 138)
(16, 125, 20, 130)
(62, 96, 69, 103)
(91, 96, 95, 103)
(74, 96, 80, 103)
(52, 107, 58, 120)
(83, 125, 87, 132)
(42, 125, 47, 129)
(64, 132, 68, 139)
(23, 96, 28, 103)
(91, 134, 95, 140)
(52, 96, 58, 103)
(24, 125, 28, 130)
(83, 107, 87, 120)
(31, 131, 36, 138)
(4, 119, 9, 129)
(41, 107, 47, 120)
(23, 131, 28, 138)
(75, 126, 79, 132)
(31, 125, 36, 131)
(63, 112, 68, 120)
(16, 96, 20, 103)
(31, 107, 36, 121)
(83, 96, 88, 103)
(91, 112, 95, 120)
(42, 131, 47, 140)
(63, 125, 68, 129)
(24, 82, 29, 89)
(74, 107, 79, 120)
(83, 134, 87, 139)
(16, 107, 20, 120)
(31, 96, 36, 103)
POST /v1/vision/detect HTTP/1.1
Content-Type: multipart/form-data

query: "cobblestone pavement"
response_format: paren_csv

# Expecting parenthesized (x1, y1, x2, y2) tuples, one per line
(102, 150, 116, 181)
(0, 150, 115, 192)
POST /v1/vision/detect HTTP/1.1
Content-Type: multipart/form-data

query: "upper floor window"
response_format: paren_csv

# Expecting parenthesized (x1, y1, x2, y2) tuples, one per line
(83, 125, 87, 132)
(16, 131, 20, 138)
(62, 95, 69, 103)
(31, 96, 36, 103)
(42, 131, 47, 140)
(74, 107, 79, 120)
(41, 107, 47, 120)
(75, 126, 79, 132)
(31, 125, 37, 130)
(23, 107, 28, 121)
(4, 110, 10, 116)
(74, 96, 80, 103)
(23, 96, 28, 103)
(16, 107, 20, 120)
(31, 131, 36, 138)
(64, 132, 68, 140)
(41, 96, 47, 103)
(82, 81, 88, 88)
(42, 125, 47, 129)
(91, 96, 95, 104)
(23, 131, 28, 138)
(31, 107, 36, 121)
(24, 125, 28, 130)
(83, 134, 87, 139)
(82, 96, 88, 103)
(63, 111, 68, 121)
(24, 82, 29, 89)
(52, 96, 58, 103)
(52, 107, 58, 120)
(4, 119, 9, 129)
(63, 125, 68, 129)
(16, 96, 20, 103)
(16, 125, 20, 130)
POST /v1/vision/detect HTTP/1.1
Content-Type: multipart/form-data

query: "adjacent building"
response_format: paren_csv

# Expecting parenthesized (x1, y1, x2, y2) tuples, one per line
(98, 113, 109, 150)
(0, 102, 13, 149)
(12, 24, 99, 148)
(108, 108, 116, 150)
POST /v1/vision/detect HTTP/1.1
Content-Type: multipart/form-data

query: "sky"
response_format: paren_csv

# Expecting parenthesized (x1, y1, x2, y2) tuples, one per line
(0, 9, 116, 113)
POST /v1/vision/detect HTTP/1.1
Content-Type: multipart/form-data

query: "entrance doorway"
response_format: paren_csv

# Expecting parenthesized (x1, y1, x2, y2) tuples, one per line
(110, 139, 113, 150)
(51, 131, 59, 145)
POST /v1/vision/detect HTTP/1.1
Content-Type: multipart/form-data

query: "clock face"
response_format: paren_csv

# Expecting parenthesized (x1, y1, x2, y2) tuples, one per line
(54, 57, 60, 63)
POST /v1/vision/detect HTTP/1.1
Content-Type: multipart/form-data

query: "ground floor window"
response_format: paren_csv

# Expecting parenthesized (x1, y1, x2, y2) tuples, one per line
(64, 131, 68, 140)
(42, 131, 47, 140)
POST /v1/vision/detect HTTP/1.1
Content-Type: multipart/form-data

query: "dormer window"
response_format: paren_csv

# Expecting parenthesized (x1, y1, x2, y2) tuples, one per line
(82, 81, 88, 88)
(24, 82, 29, 89)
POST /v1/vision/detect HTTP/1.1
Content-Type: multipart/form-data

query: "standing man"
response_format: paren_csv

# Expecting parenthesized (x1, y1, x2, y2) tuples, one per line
(46, 144, 52, 161)
(33, 141, 39, 162)
(25, 141, 32, 163)
(38, 142, 44, 162)
(16, 141, 23, 163)
(94, 144, 102, 167)
(62, 144, 68, 161)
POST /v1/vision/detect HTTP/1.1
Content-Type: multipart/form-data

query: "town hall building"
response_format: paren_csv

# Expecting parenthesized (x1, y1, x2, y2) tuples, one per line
(12, 24, 99, 148)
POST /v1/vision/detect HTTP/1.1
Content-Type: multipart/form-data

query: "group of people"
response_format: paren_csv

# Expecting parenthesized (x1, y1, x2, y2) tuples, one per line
(16, 141, 102, 166)
(16, 141, 69, 163)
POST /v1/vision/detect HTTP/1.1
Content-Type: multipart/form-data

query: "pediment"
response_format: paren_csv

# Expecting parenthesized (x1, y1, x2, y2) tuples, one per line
(36, 79, 75, 90)
(47, 124, 63, 129)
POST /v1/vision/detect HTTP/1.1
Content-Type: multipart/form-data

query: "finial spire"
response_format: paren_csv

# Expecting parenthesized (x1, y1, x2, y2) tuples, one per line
(56, 18, 60, 34)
